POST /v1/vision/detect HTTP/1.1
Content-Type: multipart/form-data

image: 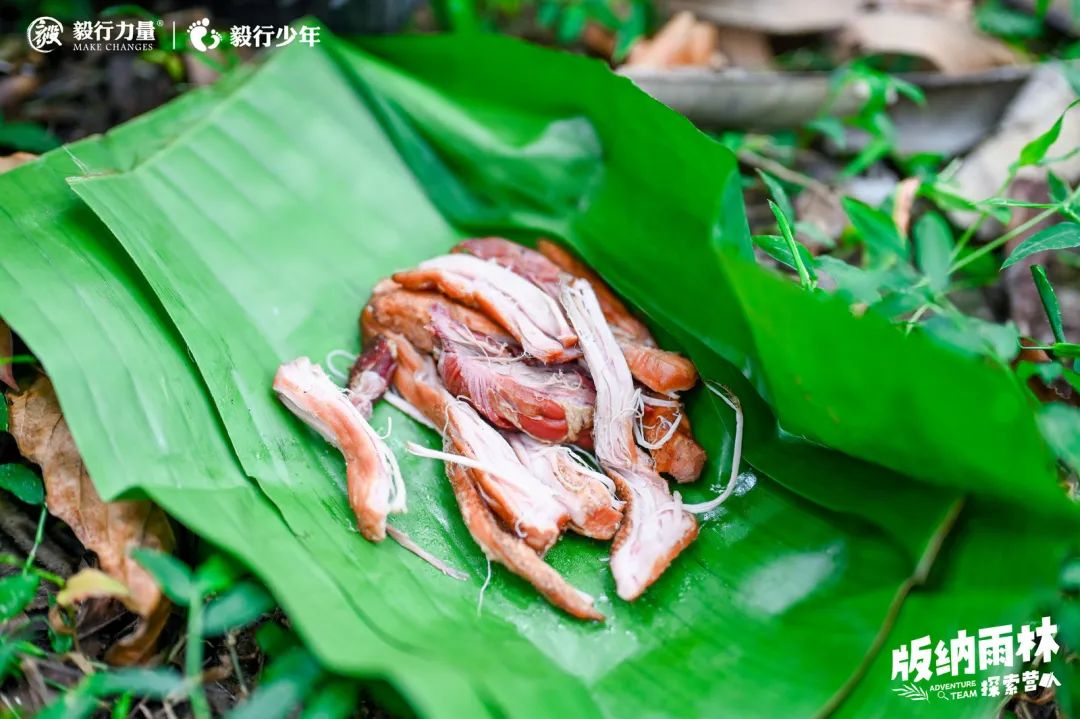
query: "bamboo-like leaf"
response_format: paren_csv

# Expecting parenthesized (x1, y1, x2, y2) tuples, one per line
(1031, 265, 1066, 343)
(1002, 222, 1080, 268)
(1013, 98, 1080, 169)
(842, 197, 907, 260)
(202, 581, 275, 637)
(913, 211, 953, 293)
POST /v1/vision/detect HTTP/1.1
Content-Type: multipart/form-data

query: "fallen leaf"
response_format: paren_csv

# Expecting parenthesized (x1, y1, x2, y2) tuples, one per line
(795, 187, 847, 250)
(625, 12, 696, 68)
(714, 25, 774, 70)
(685, 22, 720, 67)
(0, 319, 16, 391)
(666, 0, 859, 34)
(892, 177, 922, 238)
(839, 11, 1017, 74)
(0, 153, 36, 176)
(625, 12, 724, 69)
(55, 568, 131, 608)
(581, 21, 616, 59)
(8, 376, 175, 665)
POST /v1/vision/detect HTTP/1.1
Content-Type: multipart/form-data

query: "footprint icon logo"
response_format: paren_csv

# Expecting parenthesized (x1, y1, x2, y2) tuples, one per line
(187, 18, 221, 52)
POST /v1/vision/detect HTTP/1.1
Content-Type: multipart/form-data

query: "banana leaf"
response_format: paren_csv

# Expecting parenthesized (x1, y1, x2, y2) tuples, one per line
(0, 72, 487, 719)
(0, 27, 1074, 718)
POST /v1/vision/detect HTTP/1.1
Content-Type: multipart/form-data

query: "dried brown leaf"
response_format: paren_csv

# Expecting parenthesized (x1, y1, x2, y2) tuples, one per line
(714, 26, 774, 70)
(0, 318, 16, 390)
(839, 11, 1017, 74)
(0, 153, 36, 175)
(8, 376, 175, 665)
(56, 568, 131, 608)
(625, 12, 725, 69)
(667, 0, 859, 34)
(892, 177, 922, 239)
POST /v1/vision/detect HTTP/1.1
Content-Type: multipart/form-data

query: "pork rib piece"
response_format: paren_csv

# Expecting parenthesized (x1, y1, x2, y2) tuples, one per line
(347, 335, 397, 418)
(388, 335, 601, 619)
(361, 281, 507, 355)
(507, 433, 623, 540)
(393, 254, 579, 363)
(274, 357, 405, 542)
(430, 305, 595, 444)
(390, 335, 567, 553)
(561, 280, 698, 601)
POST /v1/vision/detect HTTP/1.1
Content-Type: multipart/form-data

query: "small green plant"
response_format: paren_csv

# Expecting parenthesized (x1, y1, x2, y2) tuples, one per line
(0, 466, 64, 690)
(742, 61, 1080, 482)
(20, 547, 276, 718)
(809, 61, 926, 178)
(433, 0, 652, 60)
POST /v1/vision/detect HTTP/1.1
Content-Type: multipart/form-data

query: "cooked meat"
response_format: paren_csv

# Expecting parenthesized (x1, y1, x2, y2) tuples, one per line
(560, 280, 698, 601)
(537, 239, 654, 346)
(361, 282, 507, 354)
(347, 335, 397, 418)
(387, 335, 600, 619)
(431, 305, 595, 444)
(465, 238, 698, 395)
(640, 393, 707, 483)
(445, 462, 603, 621)
(454, 237, 566, 298)
(393, 254, 579, 363)
(507, 433, 623, 540)
(389, 334, 568, 554)
(444, 401, 568, 553)
(273, 357, 405, 542)
(620, 342, 699, 394)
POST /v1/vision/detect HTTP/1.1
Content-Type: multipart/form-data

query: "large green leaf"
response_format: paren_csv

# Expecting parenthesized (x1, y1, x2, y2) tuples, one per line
(836, 502, 1074, 718)
(56, 36, 944, 717)
(348, 36, 1067, 517)
(0, 75, 489, 719)
(0, 28, 1074, 719)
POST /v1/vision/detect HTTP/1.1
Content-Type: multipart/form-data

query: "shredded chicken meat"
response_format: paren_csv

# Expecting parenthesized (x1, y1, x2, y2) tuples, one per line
(507, 433, 623, 540)
(461, 237, 705, 479)
(346, 335, 397, 418)
(640, 392, 708, 483)
(392, 254, 579, 363)
(388, 334, 601, 619)
(390, 334, 567, 552)
(430, 305, 595, 444)
(561, 279, 698, 601)
(273, 357, 405, 542)
(275, 236, 732, 618)
(361, 279, 508, 354)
